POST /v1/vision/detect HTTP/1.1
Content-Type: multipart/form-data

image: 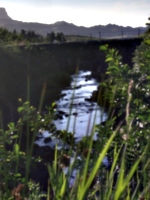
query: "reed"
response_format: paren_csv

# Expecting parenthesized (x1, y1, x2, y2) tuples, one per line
(0, 25, 150, 200)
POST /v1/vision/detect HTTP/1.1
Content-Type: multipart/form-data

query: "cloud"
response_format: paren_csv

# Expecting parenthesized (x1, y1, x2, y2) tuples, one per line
(112, 0, 150, 14)
(1, 0, 149, 27)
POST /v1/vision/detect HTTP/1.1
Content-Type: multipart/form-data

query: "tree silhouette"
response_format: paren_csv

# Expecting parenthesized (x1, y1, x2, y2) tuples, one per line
(146, 17, 150, 33)
(56, 32, 65, 42)
(46, 32, 55, 42)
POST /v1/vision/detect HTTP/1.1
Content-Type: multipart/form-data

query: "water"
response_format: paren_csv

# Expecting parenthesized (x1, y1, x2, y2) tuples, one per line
(35, 71, 109, 186)
(35, 70, 107, 147)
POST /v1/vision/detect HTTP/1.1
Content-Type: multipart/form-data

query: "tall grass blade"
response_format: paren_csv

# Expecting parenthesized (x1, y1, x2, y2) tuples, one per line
(114, 151, 145, 199)
(78, 131, 116, 200)
(105, 144, 123, 200)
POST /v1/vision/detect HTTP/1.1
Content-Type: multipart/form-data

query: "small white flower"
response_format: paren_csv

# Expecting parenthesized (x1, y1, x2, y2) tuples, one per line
(139, 123, 144, 128)
(39, 129, 44, 133)
(122, 134, 128, 140)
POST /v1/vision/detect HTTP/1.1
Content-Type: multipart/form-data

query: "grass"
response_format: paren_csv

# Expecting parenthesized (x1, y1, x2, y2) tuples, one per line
(0, 81, 148, 200)
(0, 29, 150, 199)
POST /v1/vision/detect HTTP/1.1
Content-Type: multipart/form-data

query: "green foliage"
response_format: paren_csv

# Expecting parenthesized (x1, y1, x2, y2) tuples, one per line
(0, 101, 58, 199)
(46, 31, 66, 43)
(0, 27, 66, 45)
(146, 17, 150, 33)
(96, 29, 150, 198)
(1, 20, 150, 200)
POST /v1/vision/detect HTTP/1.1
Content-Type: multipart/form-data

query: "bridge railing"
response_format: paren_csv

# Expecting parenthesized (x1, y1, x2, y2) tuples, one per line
(65, 28, 147, 42)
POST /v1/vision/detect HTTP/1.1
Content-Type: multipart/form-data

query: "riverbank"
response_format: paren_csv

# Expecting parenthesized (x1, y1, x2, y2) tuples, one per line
(0, 38, 141, 127)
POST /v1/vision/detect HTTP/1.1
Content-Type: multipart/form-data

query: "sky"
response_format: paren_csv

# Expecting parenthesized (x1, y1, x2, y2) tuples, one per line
(1, 0, 150, 27)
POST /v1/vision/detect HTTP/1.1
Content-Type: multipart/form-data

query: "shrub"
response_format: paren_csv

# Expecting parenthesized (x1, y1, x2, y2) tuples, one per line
(0, 21, 150, 200)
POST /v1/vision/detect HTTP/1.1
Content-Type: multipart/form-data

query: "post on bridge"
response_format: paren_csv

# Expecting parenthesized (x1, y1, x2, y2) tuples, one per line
(138, 29, 141, 38)
(99, 31, 101, 41)
(121, 30, 124, 39)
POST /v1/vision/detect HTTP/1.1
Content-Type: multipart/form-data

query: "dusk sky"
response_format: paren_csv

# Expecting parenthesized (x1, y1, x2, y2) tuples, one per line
(1, 0, 150, 27)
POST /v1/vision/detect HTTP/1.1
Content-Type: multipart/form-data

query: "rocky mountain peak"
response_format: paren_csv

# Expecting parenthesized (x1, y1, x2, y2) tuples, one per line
(0, 7, 12, 19)
(0, 7, 147, 37)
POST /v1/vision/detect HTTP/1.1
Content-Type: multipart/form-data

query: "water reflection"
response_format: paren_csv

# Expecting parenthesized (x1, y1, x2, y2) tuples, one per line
(35, 70, 107, 147)
(54, 70, 107, 140)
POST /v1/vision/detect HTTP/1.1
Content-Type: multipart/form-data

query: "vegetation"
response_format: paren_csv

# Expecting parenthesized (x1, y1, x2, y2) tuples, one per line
(0, 19, 150, 199)
(65, 35, 99, 42)
(0, 27, 65, 45)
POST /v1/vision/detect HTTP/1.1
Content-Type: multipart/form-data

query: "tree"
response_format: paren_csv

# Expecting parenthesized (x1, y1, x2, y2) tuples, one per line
(146, 17, 150, 33)
(20, 29, 26, 36)
(46, 31, 55, 42)
(56, 32, 65, 42)
(146, 17, 150, 26)
(0, 28, 9, 42)
(11, 29, 18, 41)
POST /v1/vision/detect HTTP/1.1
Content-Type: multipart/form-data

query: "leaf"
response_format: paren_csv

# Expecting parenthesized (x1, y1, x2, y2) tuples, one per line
(144, 40, 150, 45)
(106, 57, 113, 62)
(24, 101, 29, 105)
(106, 71, 111, 74)
(78, 131, 116, 200)
(11, 135, 19, 139)
(52, 102, 56, 108)
(99, 45, 108, 51)
(17, 106, 24, 112)
(14, 144, 20, 156)
(100, 82, 107, 87)
(60, 174, 67, 198)
(115, 158, 141, 200)
(145, 53, 150, 58)
(14, 173, 21, 177)
(8, 122, 15, 129)
(108, 66, 119, 71)
(139, 63, 145, 67)
(147, 75, 150, 80)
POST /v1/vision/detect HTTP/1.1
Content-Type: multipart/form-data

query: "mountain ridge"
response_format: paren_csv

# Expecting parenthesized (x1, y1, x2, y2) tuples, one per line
(0, 7, 147, 38)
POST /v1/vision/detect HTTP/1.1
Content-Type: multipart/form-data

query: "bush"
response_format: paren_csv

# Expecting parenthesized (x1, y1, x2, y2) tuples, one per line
(0, 22, 150, 200)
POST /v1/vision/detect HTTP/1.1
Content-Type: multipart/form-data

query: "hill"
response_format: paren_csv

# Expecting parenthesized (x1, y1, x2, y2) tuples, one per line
(0, 7, 147, 38)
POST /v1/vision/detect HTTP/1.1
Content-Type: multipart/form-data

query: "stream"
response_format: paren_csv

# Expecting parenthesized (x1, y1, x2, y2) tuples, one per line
(34, 70, 109, 188)
(35, 70, 107, 148)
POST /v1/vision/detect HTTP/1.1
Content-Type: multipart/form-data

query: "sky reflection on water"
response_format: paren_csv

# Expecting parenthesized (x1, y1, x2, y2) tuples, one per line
(35, 70, 107, 147)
